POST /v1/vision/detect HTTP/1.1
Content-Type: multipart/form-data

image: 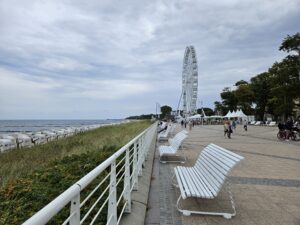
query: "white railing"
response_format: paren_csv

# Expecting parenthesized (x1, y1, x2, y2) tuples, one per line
(23, 122, 157, 225)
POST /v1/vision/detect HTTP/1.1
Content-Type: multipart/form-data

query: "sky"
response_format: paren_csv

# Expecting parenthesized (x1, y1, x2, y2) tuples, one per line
(0, 0, 299, 119)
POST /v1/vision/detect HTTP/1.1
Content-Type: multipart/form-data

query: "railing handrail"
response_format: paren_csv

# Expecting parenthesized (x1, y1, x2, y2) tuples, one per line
(23, 122, 157, 225)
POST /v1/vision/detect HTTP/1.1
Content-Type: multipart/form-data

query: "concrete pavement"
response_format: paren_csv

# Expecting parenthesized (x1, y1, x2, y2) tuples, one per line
(154, 124, 300, 225)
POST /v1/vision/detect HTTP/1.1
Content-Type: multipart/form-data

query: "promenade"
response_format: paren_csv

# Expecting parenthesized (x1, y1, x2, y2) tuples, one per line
(146, 124, 300, 225)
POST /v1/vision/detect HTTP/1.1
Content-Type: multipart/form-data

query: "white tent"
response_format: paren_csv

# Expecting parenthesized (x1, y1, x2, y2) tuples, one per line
(209, 115, 223, 119)
(224, 111, 233, 118)
(225, 109, 247, 118)
(236, 109, 247, 118)
(189, 114, 201, 119)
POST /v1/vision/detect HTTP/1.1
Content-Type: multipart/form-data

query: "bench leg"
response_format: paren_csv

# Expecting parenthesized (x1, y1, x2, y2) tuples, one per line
(171, 173, 179, 187)
(176, 182, 237, 219)
(225, 180, 237, 217)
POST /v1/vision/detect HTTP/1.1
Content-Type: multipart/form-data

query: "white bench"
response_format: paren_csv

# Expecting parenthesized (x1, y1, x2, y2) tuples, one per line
(158, 124, 172, 141)
(169, 124, 177, 136)
(159, 130, 188, 163)
(173, 143, 244, 219)
(268, 121, 276, 126)
(254, 121, 262, 126)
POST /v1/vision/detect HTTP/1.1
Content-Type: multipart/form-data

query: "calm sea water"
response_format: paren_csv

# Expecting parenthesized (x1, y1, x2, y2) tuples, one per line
(0, 120, 123, 133)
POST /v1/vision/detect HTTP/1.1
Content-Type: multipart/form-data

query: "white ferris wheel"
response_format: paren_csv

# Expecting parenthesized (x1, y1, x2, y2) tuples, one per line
(178, 46, 198, 117)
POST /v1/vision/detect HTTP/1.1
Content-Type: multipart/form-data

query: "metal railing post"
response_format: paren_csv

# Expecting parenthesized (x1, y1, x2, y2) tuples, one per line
(138, 137, 143, 176)
(124, 148, 131, 213)
(133, 141, 138, 190)
(107, 161, 117, 225)
(144, 133, 149, 161)
(70, 193, 80, 225)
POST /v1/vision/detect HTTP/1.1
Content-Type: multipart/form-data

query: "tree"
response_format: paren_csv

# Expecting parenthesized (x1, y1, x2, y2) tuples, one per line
(235, 82, 254, 115)
(279, 33, 300, 55)
(279, 33, 300, 120)
(250, 72, 271, 120)
(197, 107, 214, 116)
(235, 80, 248, 86)
(220, 87, 238, 112)
(214, 101, 226, 115)
(160, 105, 172, 119)
(215, 33, 300, 120)
(268, 56, 300, 119)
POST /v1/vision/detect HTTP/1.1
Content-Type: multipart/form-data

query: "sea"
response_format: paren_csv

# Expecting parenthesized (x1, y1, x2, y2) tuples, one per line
(0, 120, 124, 133)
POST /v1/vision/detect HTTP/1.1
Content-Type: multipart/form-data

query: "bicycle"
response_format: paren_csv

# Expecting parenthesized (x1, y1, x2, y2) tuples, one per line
(277, 129, 299, 141)
(277, 129, 286, 140)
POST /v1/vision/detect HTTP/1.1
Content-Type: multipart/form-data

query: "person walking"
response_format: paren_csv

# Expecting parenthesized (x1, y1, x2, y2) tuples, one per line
(188, 120, 192, 131)
(232, 120, 236, 130)
(243, 119, 248, 131)
(224, 120, 231, 138)
(180, 120, 184, 128)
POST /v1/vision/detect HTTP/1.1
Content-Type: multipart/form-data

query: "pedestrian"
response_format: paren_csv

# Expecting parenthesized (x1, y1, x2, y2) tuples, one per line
(243, 119, 248, 131)
(224, 120, 231, 138)
(184, 119, 187, 128)
(232, 120, 236, 130)
(181, 120, 184, 128)
(188, 120, 192, 131)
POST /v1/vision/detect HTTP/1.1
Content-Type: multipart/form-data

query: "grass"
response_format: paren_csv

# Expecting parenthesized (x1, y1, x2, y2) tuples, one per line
(0, 120, 151, 187)
(0, 120, 152, 225)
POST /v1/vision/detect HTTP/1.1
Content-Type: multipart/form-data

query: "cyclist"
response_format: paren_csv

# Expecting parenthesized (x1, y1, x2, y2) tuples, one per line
(285, 118, 293, 140)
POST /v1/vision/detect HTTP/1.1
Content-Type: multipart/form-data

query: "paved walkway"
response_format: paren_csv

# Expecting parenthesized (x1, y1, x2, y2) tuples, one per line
(147, 124, 300, 225)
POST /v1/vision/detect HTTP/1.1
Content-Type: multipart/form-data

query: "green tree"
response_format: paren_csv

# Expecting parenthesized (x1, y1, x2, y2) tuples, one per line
(160, 105, 172, 119)
(268, 56, 300, 119)
(279, 33, 300, 55)
(214, 101, 226, 115)
(220, 87, 238, 112)
(235, 80, 248, 86)
(250, 72, 271, 120)
(279, 33, 300, 119)
(235, 81, 254, 115)
(197, 107, 214, 116)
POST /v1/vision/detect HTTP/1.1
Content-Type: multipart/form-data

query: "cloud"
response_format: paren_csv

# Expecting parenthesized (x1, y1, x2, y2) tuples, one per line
(0, 0, 299, 118)
(39, 58, 93, 71)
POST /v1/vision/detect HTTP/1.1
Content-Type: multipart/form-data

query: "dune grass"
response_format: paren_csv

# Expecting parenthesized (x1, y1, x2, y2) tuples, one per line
(0, 120, 151, 187)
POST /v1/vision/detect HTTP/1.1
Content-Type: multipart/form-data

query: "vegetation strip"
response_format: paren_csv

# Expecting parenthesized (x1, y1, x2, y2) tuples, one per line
(0, 120, 151, 225)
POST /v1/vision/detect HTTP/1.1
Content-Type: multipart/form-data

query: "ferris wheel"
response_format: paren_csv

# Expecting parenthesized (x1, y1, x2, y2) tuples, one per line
(180, 46, 198, 117)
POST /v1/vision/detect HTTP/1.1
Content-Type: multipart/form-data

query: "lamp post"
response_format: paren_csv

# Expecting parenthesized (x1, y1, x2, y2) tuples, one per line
(156, 102, 160, 120)
(199, 100, 204, 126)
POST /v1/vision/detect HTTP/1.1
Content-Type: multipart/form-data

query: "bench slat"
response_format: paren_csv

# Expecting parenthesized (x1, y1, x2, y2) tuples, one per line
(206, 146, 241, 163)
(200, 155, 228, 187)
(204, 147, 236, 168)
(196, 162, 219, 196)
(177, 167, 192, 197)
(174, 168, 187, 199)
(202, 151, 230, 174)
(187, 168, 207, 197)
(182, 167, 200, 197)
(200, 157, 224, 189)
(191, 168, 213, 198)
(210, 144, 244, 161)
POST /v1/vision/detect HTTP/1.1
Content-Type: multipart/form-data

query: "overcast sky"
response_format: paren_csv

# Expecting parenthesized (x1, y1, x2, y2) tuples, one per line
(0, 0, 299, 119)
